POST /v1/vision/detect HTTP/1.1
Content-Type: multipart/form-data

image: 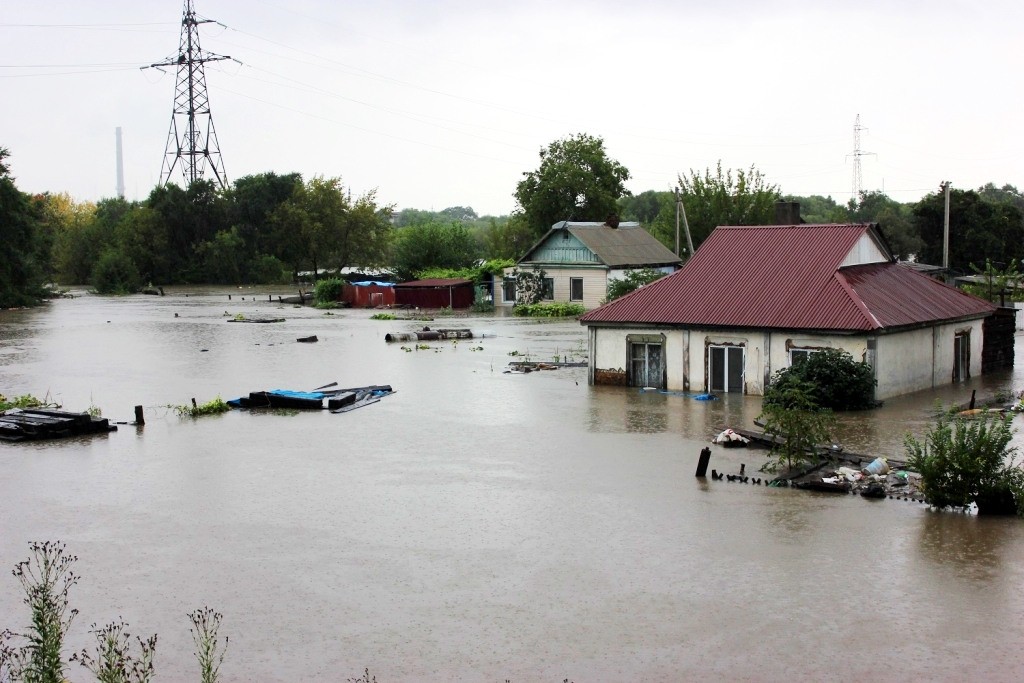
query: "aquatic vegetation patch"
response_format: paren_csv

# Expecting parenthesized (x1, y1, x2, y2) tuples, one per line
(513, 302, 585, 317)
(370, 313, 396, 320)
(171, 397, 231, 418)
(0, 392, 61, 412)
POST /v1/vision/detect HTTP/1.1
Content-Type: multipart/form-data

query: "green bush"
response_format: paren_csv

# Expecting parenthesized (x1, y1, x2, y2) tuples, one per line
(606, 268, 668, 302)
(757, 380, 836, 471)
(90, 248, 141, 294)
(369, 313, 396, 320)
(906, 410, 1023, 514)
(763, 348, 876, 411)
(513, 302, 585, 317)
(314, 278, 345, 305)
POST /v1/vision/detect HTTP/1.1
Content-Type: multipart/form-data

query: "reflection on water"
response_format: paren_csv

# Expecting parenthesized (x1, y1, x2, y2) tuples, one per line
(1, 289, 1023, 682)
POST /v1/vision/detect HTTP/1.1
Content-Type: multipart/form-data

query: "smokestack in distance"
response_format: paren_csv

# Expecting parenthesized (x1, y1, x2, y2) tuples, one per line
(115, 127, 125, 199)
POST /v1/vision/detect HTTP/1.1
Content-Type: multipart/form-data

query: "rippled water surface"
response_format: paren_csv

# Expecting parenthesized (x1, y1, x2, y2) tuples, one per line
(2, 289, 1023, 682)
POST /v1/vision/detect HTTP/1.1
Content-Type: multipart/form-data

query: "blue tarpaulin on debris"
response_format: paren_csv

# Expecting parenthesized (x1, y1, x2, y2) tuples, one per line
(350, 280, 394, 287)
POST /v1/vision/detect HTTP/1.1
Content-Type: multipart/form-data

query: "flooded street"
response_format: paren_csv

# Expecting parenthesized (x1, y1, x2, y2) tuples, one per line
(2, 290, 1024, 682)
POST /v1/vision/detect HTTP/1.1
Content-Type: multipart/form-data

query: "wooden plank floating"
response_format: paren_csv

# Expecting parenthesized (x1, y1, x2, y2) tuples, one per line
(0, 409, 117, 442)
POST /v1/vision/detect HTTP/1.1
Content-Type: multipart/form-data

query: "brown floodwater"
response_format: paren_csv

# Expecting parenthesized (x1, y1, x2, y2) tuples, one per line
(2, 289, 1023, 682)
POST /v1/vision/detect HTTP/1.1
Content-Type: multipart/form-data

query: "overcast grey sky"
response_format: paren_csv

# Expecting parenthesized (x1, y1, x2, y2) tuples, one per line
(1, 0, 1021, 214)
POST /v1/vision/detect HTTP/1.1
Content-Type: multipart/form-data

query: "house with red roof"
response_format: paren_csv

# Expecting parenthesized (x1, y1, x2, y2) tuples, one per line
(579, 222, 1002, 400)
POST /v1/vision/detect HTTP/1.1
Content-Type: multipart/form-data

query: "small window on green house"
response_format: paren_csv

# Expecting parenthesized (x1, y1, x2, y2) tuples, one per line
(542, 278, 554, 300)
(570, 278, 584, 302)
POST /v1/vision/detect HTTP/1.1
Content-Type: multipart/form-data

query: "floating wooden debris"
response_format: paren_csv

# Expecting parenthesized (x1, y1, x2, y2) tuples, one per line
(296, 335, 318, 343)
(0, 409, 116, 442)
(227, 317, 285, 324)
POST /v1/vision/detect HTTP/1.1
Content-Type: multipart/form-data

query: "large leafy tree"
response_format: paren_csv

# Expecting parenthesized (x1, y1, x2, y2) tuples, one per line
(269, 176, 393, 279)
(514, 134, 630, 237)
(646, 162, 780, 253)
(227, 172, 303, 258)
(914, 187, 1024, 272)
(390, 221, 478, 281)
(0, 147, 47, 306)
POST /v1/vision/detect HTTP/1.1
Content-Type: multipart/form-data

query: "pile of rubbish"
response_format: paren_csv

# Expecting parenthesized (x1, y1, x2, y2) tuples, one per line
(226, 383, 394, 413)
(0, 409, 116, 442)
(712, 429, 750, 448)
(801, 458, 924, 500)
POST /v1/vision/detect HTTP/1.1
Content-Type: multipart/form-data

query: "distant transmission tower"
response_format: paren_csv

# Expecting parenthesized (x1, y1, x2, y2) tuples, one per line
(144, 0, 233, 188)
(846, 114, 875, 201)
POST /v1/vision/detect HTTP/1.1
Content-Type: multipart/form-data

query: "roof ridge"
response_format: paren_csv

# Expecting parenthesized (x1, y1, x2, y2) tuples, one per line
(833, 269, 881, 329)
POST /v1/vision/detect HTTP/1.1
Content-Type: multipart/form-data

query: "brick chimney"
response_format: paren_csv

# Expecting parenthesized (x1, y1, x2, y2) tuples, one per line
(774, 201, 802, 225)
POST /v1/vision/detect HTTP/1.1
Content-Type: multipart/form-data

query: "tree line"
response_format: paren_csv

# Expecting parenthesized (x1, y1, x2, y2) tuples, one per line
(2, 136, 1023, 306)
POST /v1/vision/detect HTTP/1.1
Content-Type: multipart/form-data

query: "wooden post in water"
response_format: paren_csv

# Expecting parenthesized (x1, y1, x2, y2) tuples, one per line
(695, 447, 712, 477)
(191, 398, 198, 410)
(134, 405, 145, 425)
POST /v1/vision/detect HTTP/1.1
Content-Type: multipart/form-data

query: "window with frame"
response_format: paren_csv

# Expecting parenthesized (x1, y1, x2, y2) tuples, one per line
(502, 277, 517, 303)
(570, 277, 584, 301)
(542, 277, 554, 301)
(790, 349, 821, 366)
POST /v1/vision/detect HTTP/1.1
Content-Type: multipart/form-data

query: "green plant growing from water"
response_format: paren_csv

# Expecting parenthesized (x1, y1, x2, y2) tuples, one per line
(171, 397, 231, 418)
(905, 408, 1023, 514)
(369, 313, 396, 320)
(72, 620, 157, 683)
(0, 542, 79, 683)
(188, 608, 227, 683)
(0, 393, 61, 412)
(513, 302, 585, 317)
(348, 669, 377, 683)
(758, 380, 836, 471)
(313, 278, 345, 306)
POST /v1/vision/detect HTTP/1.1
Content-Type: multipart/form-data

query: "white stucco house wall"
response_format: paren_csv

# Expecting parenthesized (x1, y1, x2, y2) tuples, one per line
(579, 222, 999, 401)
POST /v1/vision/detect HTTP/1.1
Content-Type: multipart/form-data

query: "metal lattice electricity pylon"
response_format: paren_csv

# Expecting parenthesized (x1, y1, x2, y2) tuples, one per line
(144, 0, 233, 188)
(846, 114, 875, 200)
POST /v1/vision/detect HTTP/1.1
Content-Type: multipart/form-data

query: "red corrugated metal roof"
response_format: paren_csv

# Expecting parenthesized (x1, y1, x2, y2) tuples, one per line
(838, 262, 995, 328)
(580, 224, 995, 331)
(394, 278, 472, 288)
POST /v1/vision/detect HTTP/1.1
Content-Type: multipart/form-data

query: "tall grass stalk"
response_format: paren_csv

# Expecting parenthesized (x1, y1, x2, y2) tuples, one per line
(72, 620, 156, 683)
(189, 608, 227, 683)
(1, 542, 79, 683)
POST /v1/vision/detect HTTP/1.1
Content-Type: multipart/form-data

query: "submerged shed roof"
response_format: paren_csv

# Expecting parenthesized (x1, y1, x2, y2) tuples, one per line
(520, 221, 683, 268)
(580, 224, 995, 331)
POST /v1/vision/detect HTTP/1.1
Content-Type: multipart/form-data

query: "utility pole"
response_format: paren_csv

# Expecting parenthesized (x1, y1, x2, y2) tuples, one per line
(143, 0, 235, 188)
(676, 187, 694, 258)
(941, 181, 952, 271)
(674, 187, 680, 257)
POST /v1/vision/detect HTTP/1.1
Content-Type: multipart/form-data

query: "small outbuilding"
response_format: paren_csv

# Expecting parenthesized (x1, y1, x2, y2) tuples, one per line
(342, 281, 395, 307)
(580, 222, 1004, 400)
(394, 278, 475, 309)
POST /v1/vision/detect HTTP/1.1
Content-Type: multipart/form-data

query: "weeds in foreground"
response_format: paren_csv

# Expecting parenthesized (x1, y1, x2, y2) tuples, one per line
(72, 620, 157, 683)
(0, 541, 79, 683)
(369, 313, 396, 320)
(512, 302, 585, 317)
(170, 397, 231, 418)
(189, 609, 227, 683)
(906, 406, 1024, 514)
(0, 393, 61, 412)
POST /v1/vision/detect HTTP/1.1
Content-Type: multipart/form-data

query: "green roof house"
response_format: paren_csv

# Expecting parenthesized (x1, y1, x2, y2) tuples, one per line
(496, 218, 682, 310)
